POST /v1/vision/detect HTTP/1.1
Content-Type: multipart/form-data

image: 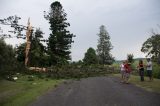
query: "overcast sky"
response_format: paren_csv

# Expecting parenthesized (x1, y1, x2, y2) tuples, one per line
(0, 0, 160, 61)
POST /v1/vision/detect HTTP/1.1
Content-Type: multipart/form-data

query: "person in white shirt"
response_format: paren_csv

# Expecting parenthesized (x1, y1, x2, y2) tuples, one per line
(120, 61, 125, 82)
(146, 58, 153, 81)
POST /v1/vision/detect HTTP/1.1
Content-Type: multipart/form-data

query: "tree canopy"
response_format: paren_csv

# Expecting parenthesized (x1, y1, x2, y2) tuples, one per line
(83, 47, 98, 65)
(45, 1, 75, 66)
(97, 25, 114, 65)
(141, 33, 160, 63)
(127, 54, 134, 63)
(16, 28, 48, 67)
(0, 38, 23, 75)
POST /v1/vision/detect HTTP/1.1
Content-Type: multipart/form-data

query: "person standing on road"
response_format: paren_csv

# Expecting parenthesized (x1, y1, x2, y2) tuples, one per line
(138, 60, 144, 81)
(124, 60, 131, 84)
(120, 61, 125, 82)
(146, 58, 153, 81)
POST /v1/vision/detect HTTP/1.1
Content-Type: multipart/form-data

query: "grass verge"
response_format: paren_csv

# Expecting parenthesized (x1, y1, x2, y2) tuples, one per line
(114, 74, 160, 93)
(0, 75, 63, 106)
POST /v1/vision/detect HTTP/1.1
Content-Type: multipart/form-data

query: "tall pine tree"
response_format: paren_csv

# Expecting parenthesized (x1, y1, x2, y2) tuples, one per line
(97, 25, 114, 65)
(45, 1, 75, 65)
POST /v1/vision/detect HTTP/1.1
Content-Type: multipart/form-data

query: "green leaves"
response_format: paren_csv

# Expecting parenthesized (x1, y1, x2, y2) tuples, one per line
(141, 34, 160, 62)
(46, 1, 75, 65)
(127, 54, 134, 63)
(83, 47, 98, 65)
(16, 29, 47, 67)
(97, 25, 114, 65)
(0, 38, 20, 75)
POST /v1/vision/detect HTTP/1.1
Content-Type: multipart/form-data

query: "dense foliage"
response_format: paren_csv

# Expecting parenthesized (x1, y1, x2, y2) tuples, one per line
(46, 65, 118, 79)
(16, 29, 48, 67)
(83, 47, 98, 65)
(141, 34, 160, 63)
(0, 38, 25, 76)
(45, 1, 75, 66)
(127, 54, 134, 63)
(30, 29, 48, 67)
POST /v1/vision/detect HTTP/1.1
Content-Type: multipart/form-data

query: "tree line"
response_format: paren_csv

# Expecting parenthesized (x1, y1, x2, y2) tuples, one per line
(0, 1, 160, 77)
(83, 25, 114, 66)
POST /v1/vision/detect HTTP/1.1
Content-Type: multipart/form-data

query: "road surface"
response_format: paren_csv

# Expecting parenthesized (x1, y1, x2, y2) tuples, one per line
(30, 76, 160, 106)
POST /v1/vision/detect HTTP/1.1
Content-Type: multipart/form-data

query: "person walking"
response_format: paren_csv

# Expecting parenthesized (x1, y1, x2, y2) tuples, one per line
(124, 60, 131, 84)
(146, 58, 153, 81)
(138, 60, 144, 81)
(120, 61, 125, 82)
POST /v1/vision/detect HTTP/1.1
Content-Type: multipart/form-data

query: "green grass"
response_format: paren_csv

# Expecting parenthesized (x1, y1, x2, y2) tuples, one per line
(0, 75, 63, 106)
(114, 74, 160, 93)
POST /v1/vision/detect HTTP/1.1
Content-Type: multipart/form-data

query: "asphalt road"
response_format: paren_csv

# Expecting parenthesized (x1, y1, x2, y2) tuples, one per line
(30, 76, 160, 106)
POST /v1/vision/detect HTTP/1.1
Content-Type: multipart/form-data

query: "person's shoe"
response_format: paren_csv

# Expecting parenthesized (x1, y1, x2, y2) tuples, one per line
(126, 82, 130, 84)
(121, 81, 124, 83)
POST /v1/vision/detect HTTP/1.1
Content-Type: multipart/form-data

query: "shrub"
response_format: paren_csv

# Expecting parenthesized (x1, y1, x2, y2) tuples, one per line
(0, 38, 27, 78)
(153, 63, 160, 79)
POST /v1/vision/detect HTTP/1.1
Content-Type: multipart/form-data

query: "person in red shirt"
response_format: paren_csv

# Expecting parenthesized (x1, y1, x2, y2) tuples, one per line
(124, 60, 131, 84)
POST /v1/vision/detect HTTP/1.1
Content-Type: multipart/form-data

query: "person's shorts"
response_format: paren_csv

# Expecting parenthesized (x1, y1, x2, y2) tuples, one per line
(147, 70, 152, 77)
(121, 71, 125, 75)
(125, 73, 130, 78)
